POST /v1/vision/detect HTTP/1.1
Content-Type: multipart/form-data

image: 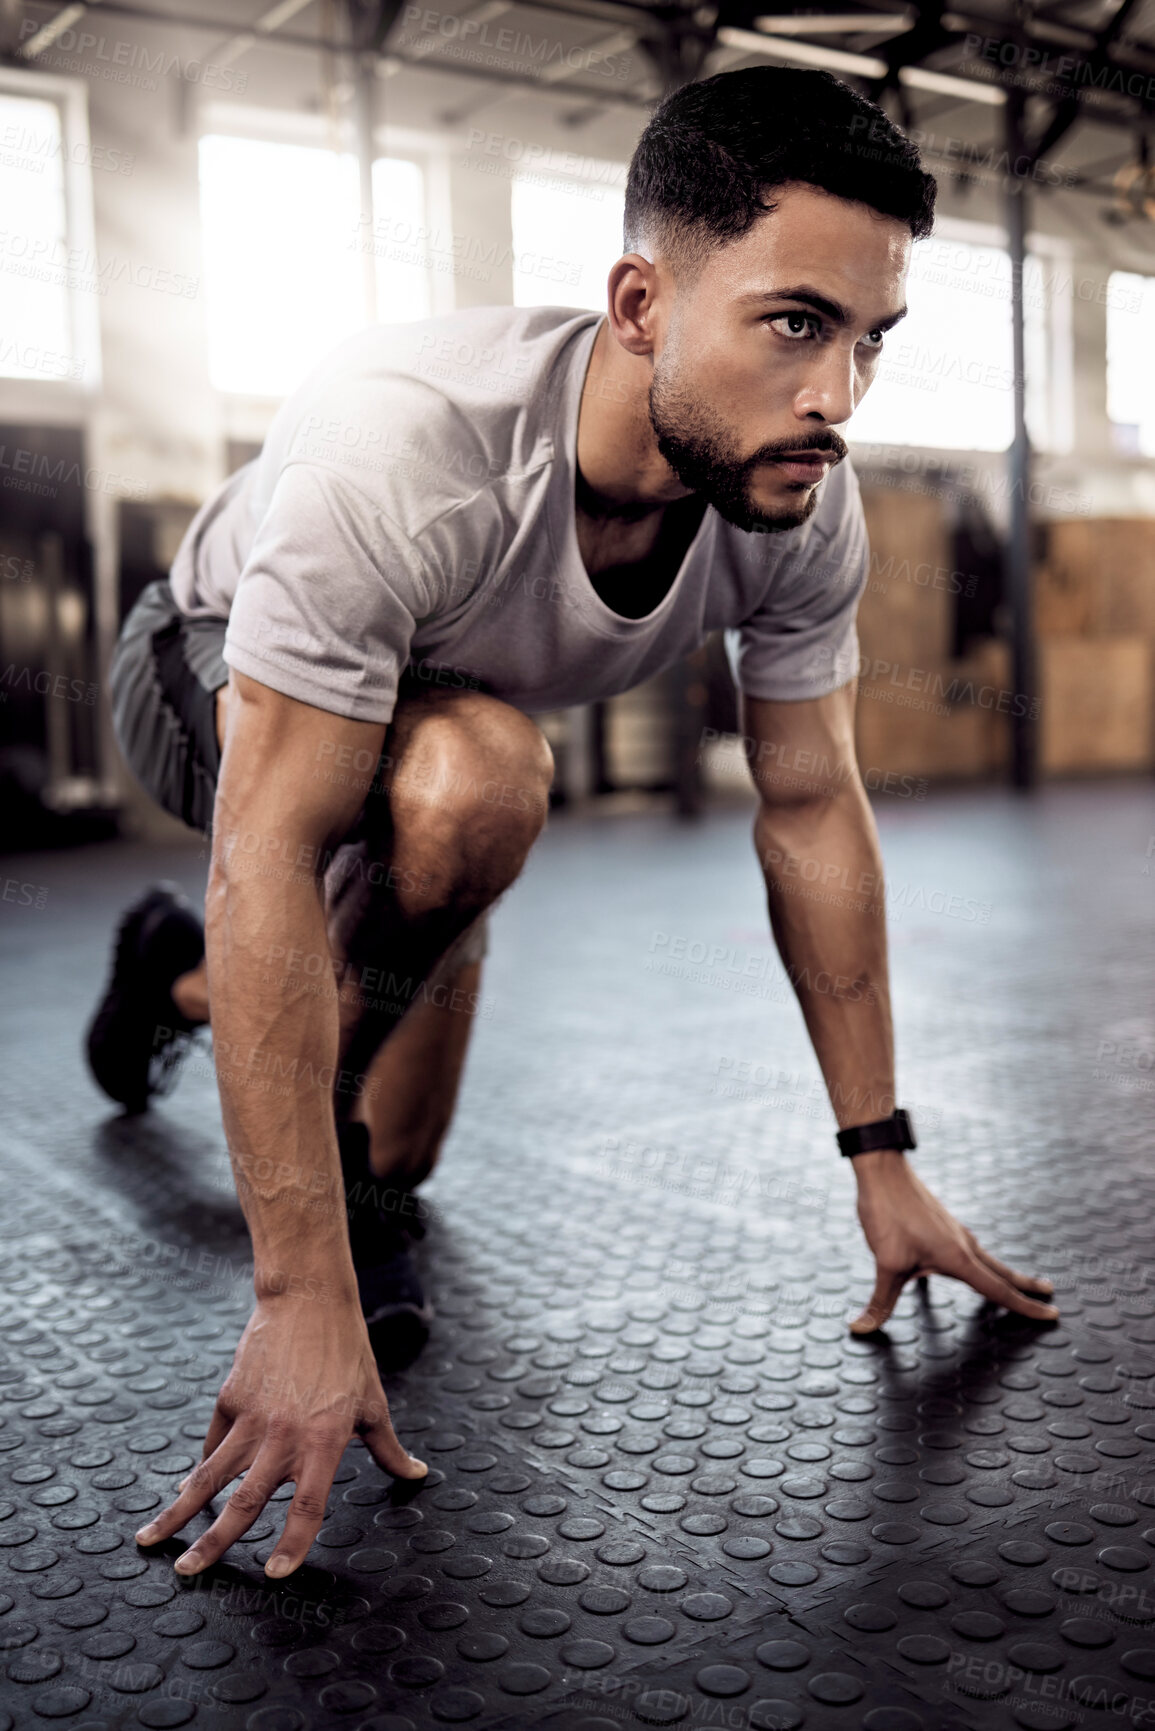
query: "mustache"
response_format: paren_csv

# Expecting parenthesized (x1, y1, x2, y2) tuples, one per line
(754, 431, 848, 464)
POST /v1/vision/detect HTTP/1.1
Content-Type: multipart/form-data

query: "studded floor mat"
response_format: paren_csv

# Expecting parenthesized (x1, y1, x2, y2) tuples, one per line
(0, 783, 1152, 1731)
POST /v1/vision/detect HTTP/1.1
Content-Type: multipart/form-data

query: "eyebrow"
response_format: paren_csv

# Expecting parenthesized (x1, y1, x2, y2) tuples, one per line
(741, 285, 908, 332)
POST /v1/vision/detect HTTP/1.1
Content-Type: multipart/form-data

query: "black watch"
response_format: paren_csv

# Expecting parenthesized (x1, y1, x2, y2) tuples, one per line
(836, 1108, 917, 1158)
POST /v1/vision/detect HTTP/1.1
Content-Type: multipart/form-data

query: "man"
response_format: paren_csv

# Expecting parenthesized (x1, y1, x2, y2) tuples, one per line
(88, 65, 1057, 1585)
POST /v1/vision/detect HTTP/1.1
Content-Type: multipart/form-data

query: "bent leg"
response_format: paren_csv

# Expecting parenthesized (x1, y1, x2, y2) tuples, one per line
(325, 687, 552, 1120)
(353, 958, 482, 1184)
(172, 682, 549, 1178)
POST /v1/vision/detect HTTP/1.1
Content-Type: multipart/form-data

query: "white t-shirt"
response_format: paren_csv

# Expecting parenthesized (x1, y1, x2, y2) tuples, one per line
(170, 305, 869, 723)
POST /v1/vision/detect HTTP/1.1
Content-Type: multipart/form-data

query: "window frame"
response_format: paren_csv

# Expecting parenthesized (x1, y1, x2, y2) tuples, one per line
(0, 66, 102, 396)
(847, 212, 1074, 457)
(509, 152, 628, 313)
(197, 102, 451, 421)
(1105, 268, 1155, 458)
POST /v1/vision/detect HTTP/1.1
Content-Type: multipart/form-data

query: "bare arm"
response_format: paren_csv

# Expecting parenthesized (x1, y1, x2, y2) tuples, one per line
(745, 683, 895, 1132)
(135, 670, 427, 1579)
(744, 684, 1058, 1332)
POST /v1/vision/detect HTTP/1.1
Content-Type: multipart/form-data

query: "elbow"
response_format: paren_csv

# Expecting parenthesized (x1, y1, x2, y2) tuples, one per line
(747, 748, 859, 811)
(753, 782, 842, 850)
(753, 776, 871, 883)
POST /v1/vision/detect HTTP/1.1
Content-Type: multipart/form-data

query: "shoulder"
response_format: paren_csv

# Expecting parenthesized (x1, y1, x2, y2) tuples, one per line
(267, 306, 600, 536)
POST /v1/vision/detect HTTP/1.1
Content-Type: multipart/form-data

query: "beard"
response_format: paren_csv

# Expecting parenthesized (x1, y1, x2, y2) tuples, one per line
(648, 358, 848, 534)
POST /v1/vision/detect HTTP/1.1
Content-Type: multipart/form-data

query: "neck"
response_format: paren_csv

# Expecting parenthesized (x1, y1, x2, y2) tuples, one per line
(575, 461, 660, 525)
(575, 318, 693, 515)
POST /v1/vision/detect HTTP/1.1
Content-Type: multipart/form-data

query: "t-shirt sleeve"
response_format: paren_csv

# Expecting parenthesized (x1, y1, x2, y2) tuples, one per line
(222, 461, 433, 724)
(727, 459, 870, 703)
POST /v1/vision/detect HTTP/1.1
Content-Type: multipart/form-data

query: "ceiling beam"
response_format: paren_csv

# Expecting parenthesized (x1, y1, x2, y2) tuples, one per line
(10, 0, 1155, 160)
(14, 0, 1155, 67)
(204, 0, 318, 71)
(863, 0, 954, 104)
(1025, 0, 1146, 164)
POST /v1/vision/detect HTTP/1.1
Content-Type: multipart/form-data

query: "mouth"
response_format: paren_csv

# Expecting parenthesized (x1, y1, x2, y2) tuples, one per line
(765, 451, 835, 483)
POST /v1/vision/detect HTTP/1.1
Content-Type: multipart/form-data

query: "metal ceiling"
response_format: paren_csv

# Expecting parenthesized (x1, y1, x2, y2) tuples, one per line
(11, 0, 1155, 167)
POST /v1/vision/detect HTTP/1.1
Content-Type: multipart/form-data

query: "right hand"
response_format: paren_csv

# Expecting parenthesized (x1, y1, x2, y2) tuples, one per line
(134, 1291, 427, 1578)
(849, 1153, 1058, 1334)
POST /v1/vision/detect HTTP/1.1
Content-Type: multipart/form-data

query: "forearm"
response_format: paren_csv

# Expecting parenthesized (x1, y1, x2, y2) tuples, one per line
(206, 835, 357, 1304)
(755, 781, 896, 1131)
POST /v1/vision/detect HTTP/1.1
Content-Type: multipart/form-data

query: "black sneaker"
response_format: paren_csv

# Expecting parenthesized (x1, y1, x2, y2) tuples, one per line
(85, 883, 206, 1114)
(338, 1119, 434, 1367)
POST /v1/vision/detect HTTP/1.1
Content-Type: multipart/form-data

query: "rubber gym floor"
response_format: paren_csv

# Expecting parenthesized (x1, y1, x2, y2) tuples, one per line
(0, 780, 1152, 1731)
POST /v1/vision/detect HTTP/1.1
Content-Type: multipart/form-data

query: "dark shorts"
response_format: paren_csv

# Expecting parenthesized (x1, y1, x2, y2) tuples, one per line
(110, 578, 488, 976)
(111, 580, 227, 838)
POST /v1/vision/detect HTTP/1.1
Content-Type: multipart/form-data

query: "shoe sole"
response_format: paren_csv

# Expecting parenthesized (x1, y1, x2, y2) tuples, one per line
(85, 883, 203, 1112)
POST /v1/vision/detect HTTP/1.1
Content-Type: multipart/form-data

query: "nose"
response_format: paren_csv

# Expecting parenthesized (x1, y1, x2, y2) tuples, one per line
(792, 339, 857, 428)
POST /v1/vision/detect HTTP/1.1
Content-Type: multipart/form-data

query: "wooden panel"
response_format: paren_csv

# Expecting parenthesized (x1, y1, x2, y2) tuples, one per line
(1099, 521, 1155, 638)
(1039, 638, 1152, 772)
(855, 639, 1013, 780)
(859, 487, 954, 669)
(1037, 519, 1155, 639)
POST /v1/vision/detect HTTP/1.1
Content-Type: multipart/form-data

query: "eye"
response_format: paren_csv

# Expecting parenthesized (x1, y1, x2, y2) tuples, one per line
(859, 328, 886, 351)
(767, 311, 820, 341)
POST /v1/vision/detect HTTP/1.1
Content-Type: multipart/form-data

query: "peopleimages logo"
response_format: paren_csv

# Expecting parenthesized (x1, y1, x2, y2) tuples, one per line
(398, 6, 632, 78)
(0, 121, 134, 175)
(17, 18, 249, 89)
(855, 655, 1041, 719)
(1, 665, 98, 704)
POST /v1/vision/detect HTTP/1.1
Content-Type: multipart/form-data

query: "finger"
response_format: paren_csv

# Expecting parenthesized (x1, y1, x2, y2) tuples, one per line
(177, 1401, 234, 1493)
(849, 1266, 912, 1335)
(968, 1237, 1055, 1298)
(954, 1252, 1060, 1321)
(135, 1430, 255, 1550)
(199, 1400, 235, 1461)
(264, 1446, 347, 1579)
(360, 1393, 428, 1481)
(172, 1453, 290, 1577)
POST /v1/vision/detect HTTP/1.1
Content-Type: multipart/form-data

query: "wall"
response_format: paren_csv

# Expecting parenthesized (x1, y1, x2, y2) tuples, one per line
(2, 18, 1154, 824)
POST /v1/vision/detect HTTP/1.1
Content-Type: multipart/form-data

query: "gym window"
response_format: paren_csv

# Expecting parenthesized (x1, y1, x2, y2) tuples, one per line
(198, 134, 429, 397)
(510, 156, 627, 311)
(1106, 271, 1155, 457)
(847, 219, 1073, 455)
(0, 73, 101, 388)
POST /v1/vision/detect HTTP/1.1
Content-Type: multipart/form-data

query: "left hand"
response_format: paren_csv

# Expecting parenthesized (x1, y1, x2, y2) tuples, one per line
(849, 1151, 1058, 1334)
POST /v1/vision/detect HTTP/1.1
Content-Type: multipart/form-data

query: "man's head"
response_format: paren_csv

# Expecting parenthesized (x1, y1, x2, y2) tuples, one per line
(616, 67, 935, 532)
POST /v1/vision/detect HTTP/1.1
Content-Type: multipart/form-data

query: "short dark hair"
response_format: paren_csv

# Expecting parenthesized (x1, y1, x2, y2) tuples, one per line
(624, 66, 936, 278)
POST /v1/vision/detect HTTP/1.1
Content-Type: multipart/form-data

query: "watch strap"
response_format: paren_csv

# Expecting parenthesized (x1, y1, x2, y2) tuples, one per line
(836, 1108, 917, 1158)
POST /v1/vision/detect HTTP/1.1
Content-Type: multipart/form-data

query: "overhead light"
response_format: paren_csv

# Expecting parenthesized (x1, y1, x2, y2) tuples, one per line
(755, 12, 913, 34)
(901, 65, 1004, 105)
(944, 9, 1092, 47)
(536, 28, 636, 85)
(718, 26, 1005, 105)
(18, 3, 87, 58)
(718, 25, 885, 76)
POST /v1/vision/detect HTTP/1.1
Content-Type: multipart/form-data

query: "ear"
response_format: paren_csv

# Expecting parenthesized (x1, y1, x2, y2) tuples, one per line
(606, 253, 663, 359)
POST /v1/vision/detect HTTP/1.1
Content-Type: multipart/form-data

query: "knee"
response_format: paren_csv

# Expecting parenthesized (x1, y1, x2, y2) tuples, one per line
(461, 701, 554, 834)
(369, 1118, 448, 1189)
(390, 696, 554, 887)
